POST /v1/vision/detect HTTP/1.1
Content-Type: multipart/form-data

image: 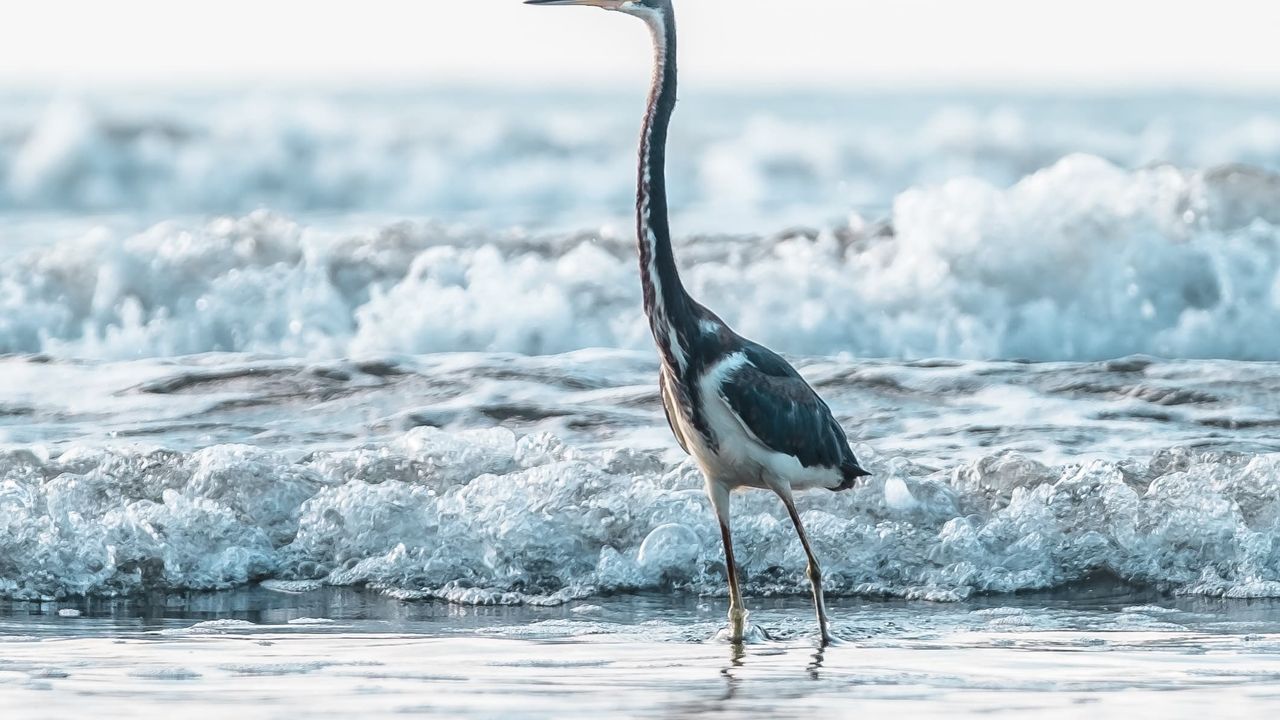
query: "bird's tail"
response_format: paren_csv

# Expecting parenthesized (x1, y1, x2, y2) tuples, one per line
(833, 459, 871, 492)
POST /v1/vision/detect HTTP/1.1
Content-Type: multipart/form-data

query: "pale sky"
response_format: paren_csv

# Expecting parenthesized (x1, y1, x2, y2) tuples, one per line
(1, 0, 1277, 90)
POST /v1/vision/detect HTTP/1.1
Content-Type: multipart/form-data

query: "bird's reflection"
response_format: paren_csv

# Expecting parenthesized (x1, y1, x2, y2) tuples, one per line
(718, 641, 747, 701)
(808, 642, 827, 679)
(719, 635, 829, 701)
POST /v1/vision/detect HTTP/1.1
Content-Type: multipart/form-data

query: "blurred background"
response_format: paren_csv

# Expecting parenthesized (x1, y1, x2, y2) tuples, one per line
(2, 0, 1279, 360)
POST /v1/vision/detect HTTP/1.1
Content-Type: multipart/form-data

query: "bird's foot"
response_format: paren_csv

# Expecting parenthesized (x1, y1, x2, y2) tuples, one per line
(713, 622, 772, 645)
(817, 620, 859, 647)
(817, 619, 836, 647)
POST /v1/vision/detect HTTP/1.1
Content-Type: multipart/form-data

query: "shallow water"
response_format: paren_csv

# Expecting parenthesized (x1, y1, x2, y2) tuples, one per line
(4, 587, 1280, 718)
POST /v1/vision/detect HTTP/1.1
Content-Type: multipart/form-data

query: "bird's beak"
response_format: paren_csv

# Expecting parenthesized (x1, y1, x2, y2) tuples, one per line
(525, 0, 616, 7)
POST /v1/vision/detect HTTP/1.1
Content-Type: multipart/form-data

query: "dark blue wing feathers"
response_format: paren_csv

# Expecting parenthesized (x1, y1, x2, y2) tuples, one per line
(720, 343, 867, 481)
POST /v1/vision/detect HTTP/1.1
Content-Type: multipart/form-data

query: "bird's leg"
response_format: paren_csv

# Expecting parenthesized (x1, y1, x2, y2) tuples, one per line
(708, 482, 747, 642)
(781, 495, 833, 645)
(719, 518, 748, 639)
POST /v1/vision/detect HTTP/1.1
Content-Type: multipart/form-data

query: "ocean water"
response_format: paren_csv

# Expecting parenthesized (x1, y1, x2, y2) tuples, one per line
(2, 89, 1280, 716)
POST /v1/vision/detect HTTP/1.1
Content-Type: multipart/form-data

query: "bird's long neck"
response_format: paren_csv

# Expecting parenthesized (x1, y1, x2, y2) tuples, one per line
(636, 6, 694, 374)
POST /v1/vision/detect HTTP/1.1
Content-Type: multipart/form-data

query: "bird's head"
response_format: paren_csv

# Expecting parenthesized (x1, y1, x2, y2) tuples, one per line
(524, 0, 668, 17)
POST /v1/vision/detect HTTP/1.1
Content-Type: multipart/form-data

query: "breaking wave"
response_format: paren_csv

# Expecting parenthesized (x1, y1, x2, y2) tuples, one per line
(2, 428, 1278, 602)
(1, 156, 1279, 361)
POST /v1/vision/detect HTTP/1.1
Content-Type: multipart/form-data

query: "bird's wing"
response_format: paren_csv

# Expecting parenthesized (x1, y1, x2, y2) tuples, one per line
(717, 345, 857, 471)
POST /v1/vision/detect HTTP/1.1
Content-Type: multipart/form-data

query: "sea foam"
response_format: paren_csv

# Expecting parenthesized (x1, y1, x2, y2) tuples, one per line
(1, 156, 1278, 361)
(1, 427, 1278, 603)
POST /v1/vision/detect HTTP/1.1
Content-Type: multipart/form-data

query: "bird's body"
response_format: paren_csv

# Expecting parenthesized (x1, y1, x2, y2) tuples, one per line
(527, 0, 868, 645)
(659, 320, 863, 495)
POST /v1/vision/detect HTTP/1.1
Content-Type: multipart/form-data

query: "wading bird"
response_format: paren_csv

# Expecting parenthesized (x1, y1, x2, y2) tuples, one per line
(526, 0, 868, 645)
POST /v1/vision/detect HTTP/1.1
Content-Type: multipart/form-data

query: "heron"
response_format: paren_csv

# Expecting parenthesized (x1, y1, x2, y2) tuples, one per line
(526, 0, 869, 645)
